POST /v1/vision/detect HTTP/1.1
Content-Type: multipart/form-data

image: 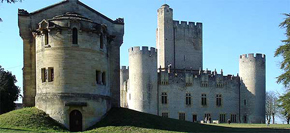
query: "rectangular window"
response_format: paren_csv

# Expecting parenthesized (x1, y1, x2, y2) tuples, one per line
(192, 114, 197, 122)
(102, 72, 106, 85)
(162, 112, 168, 118)
(161, 92, 167, 104)
(216, 94, 222, 107)
(201, 81, 208, 87)
(186, 93, 191, 105)
(129, 93, 131, 100)
(96, 70, 100, 84)
(100, 34, 104, 49)
(201, 94, 207, 106)
(219, 114, 226, 123)
(41, 68, 46, 82)
(244, 99, 247, 105)
(204, 113, 211, 122)
(179, 113, 185, 121)
(44, 30, 48, 45)
(48, 67, 54, 82)
(231, 114, 237, 123)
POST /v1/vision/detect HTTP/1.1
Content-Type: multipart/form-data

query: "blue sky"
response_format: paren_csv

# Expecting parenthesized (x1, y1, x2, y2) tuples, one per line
(0, 0, 290, 122)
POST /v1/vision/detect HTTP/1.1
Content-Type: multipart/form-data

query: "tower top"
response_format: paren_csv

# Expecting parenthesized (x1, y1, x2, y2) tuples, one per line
(67, 0, 78, 2)
(162, 4, 170, 7)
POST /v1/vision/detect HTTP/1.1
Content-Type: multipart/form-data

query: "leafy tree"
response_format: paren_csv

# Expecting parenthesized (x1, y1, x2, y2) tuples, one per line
(1, 0, 21, 3)
(275, 13, 290, 88)
(275, 13, 290, 124)
(0, 0, 22, 22)
(277, 92, 290, 124)
(0, 65, 20, 114)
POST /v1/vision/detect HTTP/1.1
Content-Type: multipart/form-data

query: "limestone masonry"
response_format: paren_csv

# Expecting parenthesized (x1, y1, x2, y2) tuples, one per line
(121, 4, 266, 124)
(19, 0, 123, 131)
(18, 0, 265, 131)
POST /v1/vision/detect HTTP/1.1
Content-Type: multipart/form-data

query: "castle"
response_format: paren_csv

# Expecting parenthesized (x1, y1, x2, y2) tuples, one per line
(18, 0, 265, 131)
(120, 4, 266, 124)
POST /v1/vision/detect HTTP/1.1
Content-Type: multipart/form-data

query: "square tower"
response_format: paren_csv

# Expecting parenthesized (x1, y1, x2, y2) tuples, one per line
(156, 4, 203, 70)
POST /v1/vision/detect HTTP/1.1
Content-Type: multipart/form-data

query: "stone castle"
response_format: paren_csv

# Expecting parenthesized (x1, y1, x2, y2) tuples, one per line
(18, 0, 265, 131)
(120, 4, 266, 124)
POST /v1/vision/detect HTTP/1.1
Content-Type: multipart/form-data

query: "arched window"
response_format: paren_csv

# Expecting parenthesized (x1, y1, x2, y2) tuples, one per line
(43, 30, 48, 45)
(72, 28, 78, 44)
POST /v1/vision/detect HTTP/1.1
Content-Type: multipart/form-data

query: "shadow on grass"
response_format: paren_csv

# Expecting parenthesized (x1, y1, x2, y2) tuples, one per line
(89, 108, 290, 133)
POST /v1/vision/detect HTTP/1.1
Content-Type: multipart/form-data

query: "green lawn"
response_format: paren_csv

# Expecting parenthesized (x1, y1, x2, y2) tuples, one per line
(0, 107, 289, 133)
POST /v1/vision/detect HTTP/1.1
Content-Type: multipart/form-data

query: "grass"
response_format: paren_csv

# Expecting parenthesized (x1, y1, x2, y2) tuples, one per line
(0, 107, 290, 133)
(0, 107, 67, 132)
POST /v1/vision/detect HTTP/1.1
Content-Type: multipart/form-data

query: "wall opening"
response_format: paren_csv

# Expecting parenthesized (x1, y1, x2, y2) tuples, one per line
(100, 34, 104, 49)
(69, 110, 82, 132)
(43, 30, 49, 45)
(102, 72, 106, 85)
(72, 28, 78, 44)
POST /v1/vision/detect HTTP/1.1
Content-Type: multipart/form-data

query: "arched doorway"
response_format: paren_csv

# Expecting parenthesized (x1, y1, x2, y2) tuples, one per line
(69, 110, 82, 132)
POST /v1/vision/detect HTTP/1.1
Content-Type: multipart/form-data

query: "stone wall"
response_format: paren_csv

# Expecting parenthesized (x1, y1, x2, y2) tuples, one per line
(239, 53, 266, 123)
(158, 70, 240, 122)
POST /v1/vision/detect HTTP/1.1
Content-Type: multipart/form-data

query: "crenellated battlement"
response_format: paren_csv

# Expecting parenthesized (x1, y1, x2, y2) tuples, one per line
(120, 66, 129, 71)
(128, 46, 157, 56)
(173, 20, 202, 29)
(240, 53, 266, 60)
(158, 68, 240, 82)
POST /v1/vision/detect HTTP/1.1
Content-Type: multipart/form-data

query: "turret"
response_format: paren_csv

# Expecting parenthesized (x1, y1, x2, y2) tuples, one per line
(128, 46, 158, 115)
(239, 53, 266, 123)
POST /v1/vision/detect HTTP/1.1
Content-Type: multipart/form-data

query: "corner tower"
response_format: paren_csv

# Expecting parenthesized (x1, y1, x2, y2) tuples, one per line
(128, 46, 158, 115)
(239, 53, 266, 123)
(18, 0, 124, 131)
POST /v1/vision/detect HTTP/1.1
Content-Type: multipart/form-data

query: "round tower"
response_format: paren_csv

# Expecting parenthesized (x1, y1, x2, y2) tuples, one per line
(128, 46, 158, 115)
(120, 66, 129, 108)
(239, 53, 266, 123)
(33, 12, 117, 130)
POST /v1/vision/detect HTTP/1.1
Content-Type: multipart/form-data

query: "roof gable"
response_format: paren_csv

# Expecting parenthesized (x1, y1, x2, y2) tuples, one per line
(25, 0, 123, 25)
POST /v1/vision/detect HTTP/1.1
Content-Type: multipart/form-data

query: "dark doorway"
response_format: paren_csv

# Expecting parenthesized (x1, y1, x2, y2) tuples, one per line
(243, 115, 247, 123)
(70, 110, 82, 132)
(192, 114, 197, 122)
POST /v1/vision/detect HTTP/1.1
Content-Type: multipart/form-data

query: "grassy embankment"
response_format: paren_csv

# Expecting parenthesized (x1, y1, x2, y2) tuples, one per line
(0, 107, 289, 133)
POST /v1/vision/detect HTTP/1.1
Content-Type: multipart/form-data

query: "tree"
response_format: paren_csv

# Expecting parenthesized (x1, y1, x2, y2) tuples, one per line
(0, 0, 22, 22)
(275, 13, 290, 124)
(0, 65, 20, 114)
(277, 92, 290, 124)
(275, 13, 290, 88)
(266, 91, 279, 124)
(1, 0, 21, 3)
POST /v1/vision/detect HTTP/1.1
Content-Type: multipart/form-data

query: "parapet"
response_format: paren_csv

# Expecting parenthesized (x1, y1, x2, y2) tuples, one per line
(173, 20, 202, 29)
(128, 46, 157, 56)
(121, 66, 129, 71)
(240, 53, 266, 60)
